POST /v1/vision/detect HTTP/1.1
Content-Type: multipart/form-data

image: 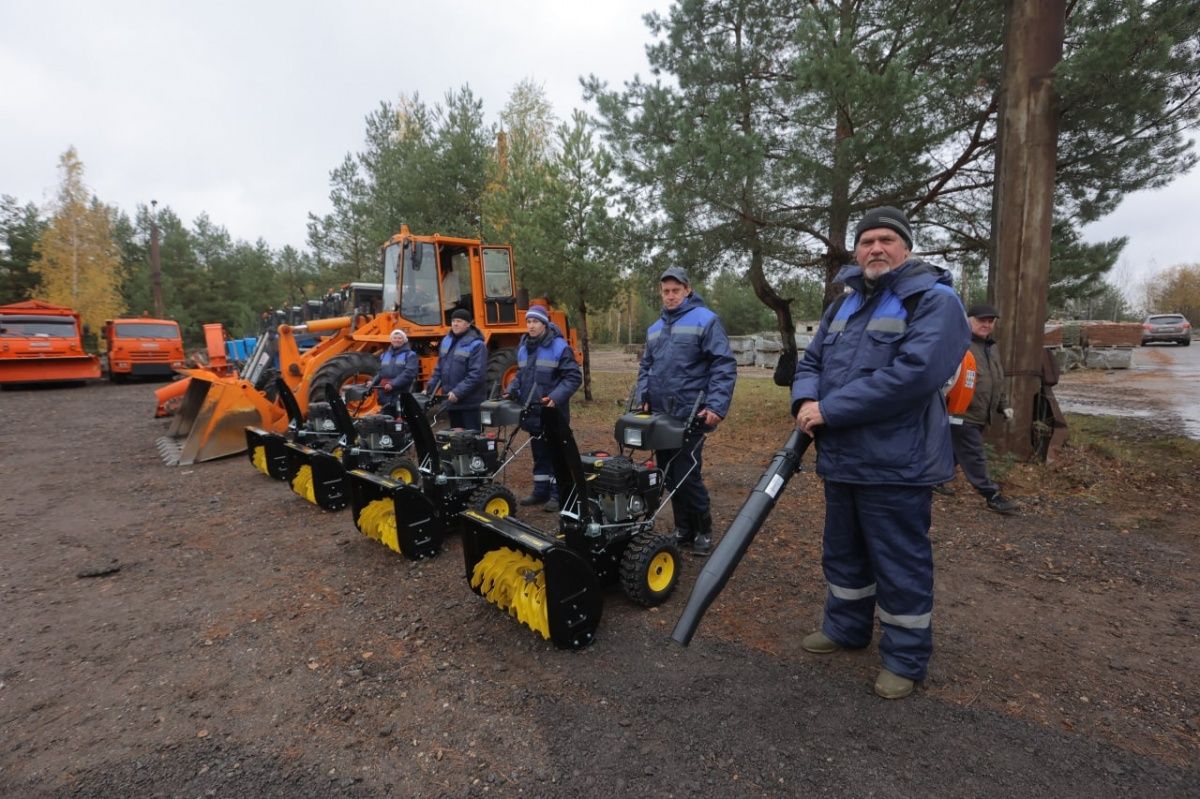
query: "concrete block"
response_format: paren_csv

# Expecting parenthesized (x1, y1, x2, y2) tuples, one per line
(1084, 347, 1133, 370)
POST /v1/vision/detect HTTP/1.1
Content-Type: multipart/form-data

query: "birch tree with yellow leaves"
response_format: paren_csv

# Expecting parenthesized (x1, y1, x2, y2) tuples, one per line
(32, 147, 124, 333)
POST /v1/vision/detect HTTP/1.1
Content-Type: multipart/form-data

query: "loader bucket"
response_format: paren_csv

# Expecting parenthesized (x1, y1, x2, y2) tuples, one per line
(156, 370, 285, 466)
(283, 442, 350, 511)
(348, 470, 443, 560)
(245, 426, 294, 480)
(461, 510, 603, 649)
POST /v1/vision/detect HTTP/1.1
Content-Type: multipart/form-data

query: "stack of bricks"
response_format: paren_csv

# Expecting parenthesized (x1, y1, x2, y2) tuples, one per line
(1079, 322, 1142, 348)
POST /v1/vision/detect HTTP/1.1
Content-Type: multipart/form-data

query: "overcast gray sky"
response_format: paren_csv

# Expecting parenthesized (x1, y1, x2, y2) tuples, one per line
(2, 1, 1196, 299)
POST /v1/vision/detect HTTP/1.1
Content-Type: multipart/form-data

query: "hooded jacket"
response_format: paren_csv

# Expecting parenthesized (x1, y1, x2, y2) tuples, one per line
(429, 325, 487, 410)
(791, 260, 970, 485)
(506, 322, 582, 433)
(636, 292, 737, 421)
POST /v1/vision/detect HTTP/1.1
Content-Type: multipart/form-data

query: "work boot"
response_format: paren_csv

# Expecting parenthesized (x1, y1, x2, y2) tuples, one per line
(691, 511, 713, 556)
(931, 483, 955, 496)
(541, 497, 560, 513)
(986, 492, 1019, 515)
(801, 630, 841, 654)
(874, 668, 916, 700)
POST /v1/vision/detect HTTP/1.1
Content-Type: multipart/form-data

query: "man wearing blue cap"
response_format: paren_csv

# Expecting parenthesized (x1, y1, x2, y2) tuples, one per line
(505, 304, 581, 512)
(636, 266, 737, 555)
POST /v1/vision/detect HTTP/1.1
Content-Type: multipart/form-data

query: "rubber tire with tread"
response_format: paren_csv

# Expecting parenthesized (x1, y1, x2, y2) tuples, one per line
(467, 483, 518, 518)
(620, 531, 682, 607)
(308, 352, 379, 407)
(486, 348, 518, 396)
(379, 456, 419, 485)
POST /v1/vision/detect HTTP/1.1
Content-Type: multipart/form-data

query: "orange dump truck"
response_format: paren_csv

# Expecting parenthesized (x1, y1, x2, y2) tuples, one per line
(0, 300, 101, 385)
(102, 317, 184, 382)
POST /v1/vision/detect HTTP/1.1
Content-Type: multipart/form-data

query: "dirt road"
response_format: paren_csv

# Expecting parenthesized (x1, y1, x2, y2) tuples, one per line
(1, 370, 1197, 798)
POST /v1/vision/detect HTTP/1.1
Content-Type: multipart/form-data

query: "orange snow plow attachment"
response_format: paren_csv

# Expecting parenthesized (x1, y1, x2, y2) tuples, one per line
(156, 369, 286, 466)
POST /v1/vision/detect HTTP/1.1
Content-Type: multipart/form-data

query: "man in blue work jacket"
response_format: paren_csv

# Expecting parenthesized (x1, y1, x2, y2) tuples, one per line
(429, 308, 487, 430)
(636, 266, 737, 556)
(792, 207, 970, 700)
(505, 304, 582, 513)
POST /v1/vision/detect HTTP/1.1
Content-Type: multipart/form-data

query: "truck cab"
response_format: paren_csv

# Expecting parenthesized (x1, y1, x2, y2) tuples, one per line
(102, 317, 184, 382)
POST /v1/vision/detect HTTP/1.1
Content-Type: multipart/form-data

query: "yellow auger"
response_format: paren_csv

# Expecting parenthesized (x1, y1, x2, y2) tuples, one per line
(356, 498, 402, 553)
(251, 445, 269, 475)
(470, 547, 550, 639)
(291, 464, 316, 504)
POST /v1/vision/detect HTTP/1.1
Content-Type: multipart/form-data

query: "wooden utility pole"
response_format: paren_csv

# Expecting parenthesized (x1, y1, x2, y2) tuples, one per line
(989, 0, 1066, 460)
(150, 199, 164, 318)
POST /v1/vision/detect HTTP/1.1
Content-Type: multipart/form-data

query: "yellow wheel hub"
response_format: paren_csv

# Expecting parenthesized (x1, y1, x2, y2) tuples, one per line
(470, 547, 549, 639)
(646, 550, 676, 594)
(389, 466, 414, 484)
(484, 497, 511, 517)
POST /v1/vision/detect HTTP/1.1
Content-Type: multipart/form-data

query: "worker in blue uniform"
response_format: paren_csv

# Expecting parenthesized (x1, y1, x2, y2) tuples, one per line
(792, 207, 970, 699)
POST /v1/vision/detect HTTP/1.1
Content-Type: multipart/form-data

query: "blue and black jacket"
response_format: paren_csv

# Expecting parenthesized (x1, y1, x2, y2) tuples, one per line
(791, 260, 970, 485)
(506, 323, 582, 433)
(636, 293, 737, 421)
(429, 325, 487, 410)
(372, 343, 418, 407)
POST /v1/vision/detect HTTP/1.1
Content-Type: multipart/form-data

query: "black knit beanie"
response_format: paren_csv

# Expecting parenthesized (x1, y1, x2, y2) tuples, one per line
(854, 207, 914, 249)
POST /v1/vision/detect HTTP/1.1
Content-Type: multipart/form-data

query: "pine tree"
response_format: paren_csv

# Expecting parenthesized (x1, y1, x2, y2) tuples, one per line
(32, 147, 124, 333)
(1, 195, 47, 303)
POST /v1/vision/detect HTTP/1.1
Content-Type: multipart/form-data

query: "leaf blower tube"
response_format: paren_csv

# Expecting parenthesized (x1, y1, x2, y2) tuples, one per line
(670, 427, 813, 647)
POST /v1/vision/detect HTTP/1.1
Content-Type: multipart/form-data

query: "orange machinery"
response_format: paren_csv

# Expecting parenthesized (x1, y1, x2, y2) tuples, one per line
(102, 317, 184, 383)
(0, 300, 101, 385)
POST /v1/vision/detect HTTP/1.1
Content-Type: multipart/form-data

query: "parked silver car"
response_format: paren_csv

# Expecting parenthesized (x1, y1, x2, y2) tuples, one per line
(1141, 313, 1192, 346)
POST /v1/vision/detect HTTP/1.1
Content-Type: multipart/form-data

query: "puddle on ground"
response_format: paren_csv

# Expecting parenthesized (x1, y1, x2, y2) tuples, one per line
(1055, 400, 1153, 419)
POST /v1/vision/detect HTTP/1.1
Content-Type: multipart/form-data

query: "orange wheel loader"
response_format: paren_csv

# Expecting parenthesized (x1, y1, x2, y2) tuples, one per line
(155, 225, 579, 466)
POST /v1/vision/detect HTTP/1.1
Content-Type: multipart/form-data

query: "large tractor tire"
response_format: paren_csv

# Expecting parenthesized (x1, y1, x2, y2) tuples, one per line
(308, 352, 379, 407)
(486, 347, 519, 395)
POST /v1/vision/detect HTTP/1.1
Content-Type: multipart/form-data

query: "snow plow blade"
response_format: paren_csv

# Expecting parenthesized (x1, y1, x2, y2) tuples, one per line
(156, 369, 284, 466)
(0, 354, 100, 385)
(284, 442, 350, 511)
(348, 470, 444, 560)
(461, 509, 603, 650)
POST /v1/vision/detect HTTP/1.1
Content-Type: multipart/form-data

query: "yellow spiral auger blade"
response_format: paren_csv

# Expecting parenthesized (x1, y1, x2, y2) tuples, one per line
(470, 547, 550, 640)
(252, 446, 268, 475)
(358, 499, 400, 552)
(291, 464, 316, 504)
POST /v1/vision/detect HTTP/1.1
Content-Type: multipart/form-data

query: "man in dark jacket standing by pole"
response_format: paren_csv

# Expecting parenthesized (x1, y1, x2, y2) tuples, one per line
(636, 266, 737, 556)
(947, 304, 1019, 514)
(506, 304, 582, 513)
(429, 309, 487, 430)
(792, 207, 970, 700)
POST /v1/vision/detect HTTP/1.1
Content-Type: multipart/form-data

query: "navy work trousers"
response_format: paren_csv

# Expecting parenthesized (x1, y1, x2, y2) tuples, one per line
(820, 481, 934, 681)
(657, 429, 709, 521)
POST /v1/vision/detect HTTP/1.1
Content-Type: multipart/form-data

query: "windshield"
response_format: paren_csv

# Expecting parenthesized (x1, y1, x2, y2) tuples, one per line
(113, 323, 180, 339)
(0, 316, 77, 337)
(399, 242, 441, 325)
(1148, 315, 1185, 325)
(483, 248, 513, 298)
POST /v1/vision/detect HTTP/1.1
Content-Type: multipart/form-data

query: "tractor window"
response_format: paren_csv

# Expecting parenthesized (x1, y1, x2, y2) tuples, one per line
(0, 316, 77, 337)
(400, 242, 440, 325)
(482, 248, 514, 298)
(112, 323, 180, 339)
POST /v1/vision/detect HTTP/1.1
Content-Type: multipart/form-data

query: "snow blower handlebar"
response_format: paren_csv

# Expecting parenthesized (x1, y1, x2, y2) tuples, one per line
(670, 427, 813, 647)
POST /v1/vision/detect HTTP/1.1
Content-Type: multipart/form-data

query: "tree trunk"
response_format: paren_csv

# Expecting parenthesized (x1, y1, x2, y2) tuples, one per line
(576, 302, 593, 402)
(744, 231, 795, 354)
(990, 0, 1066, 461)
